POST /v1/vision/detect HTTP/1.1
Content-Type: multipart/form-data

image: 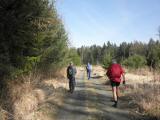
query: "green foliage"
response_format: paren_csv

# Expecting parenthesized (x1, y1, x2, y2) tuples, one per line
(102, 54, 112, 69)
(77, 42, 117, 65)
(39, 23, 68, 71)
(146, 39, 160, 69)
(0, 0, 69, 79)
(122, 55, 147, 69)
(68, 48, 81, 66)
(24, 57, 40, 72)
(77, 39, 160, 70)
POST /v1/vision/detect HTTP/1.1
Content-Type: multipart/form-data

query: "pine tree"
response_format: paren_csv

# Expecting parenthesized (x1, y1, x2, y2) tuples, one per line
(0, 0, 69, 78)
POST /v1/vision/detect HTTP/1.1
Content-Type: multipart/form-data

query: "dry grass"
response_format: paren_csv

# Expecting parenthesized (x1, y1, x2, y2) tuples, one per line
(53, 68, 67, 79)
(41, 68, 68, 90)
(5, 74, 43, 120)
(92, 65, 106, 78)
(94, 65, 160, 119)
(125, 72, 160, 119)
(125, 67, 151, 76)
(13, 74, 67, 120)
(0, 68, 69, 120)
(43, 79, 68, 90)
(0, 107, 8, 120)
(131, 83, 160, 119)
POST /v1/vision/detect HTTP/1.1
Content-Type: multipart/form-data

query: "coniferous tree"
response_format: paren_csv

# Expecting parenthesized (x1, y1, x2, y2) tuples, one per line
(0, 0, 69, 79)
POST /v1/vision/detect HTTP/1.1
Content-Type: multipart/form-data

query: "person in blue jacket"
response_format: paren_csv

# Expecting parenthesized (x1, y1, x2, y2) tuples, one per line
(86, 62, 92, 80)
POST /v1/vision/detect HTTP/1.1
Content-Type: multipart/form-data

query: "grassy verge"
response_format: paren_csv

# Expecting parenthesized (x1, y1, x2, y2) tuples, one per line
(124, 72, 160, 119)
(0, 68, 68, 120)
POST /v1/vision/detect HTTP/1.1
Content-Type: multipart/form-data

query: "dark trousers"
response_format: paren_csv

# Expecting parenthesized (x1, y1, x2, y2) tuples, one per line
(87, 70, 91, 80)
(69, 77, 76, 92)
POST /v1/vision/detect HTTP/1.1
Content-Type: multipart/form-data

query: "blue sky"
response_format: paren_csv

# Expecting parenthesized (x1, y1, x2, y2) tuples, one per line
(56, 0, 160, 47)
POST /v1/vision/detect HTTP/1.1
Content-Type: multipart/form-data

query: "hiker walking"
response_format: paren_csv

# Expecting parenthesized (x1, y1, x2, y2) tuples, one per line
(106, 59, 125, 108)
(67, 62, 77, 93)
(86, 62, 92, 80)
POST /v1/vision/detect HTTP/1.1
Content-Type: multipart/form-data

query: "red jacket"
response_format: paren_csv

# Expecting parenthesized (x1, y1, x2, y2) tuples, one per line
(107, 64, 124, 82)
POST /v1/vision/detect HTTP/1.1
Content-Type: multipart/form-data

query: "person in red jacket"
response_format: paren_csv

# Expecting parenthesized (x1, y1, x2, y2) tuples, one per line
(106, 59, 126, 108)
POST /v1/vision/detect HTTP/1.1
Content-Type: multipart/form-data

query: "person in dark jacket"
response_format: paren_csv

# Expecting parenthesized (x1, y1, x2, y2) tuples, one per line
(67, 62, 77, 93)
(106, 59, 126, 108)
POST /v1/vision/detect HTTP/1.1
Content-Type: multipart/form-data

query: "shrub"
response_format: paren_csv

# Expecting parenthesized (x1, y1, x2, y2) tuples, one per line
(102, 54, 112, 69)
(68, 48, 81, 66)
(122, 55, 146, 69)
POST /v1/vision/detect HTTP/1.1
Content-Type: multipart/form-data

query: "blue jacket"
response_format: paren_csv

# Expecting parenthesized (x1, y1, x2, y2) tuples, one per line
(86, 63, 92, 71)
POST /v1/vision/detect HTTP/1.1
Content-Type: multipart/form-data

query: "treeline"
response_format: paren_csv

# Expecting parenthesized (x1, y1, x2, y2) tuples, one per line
(77, 39, 160, 69)
(0, 0, 80, 81)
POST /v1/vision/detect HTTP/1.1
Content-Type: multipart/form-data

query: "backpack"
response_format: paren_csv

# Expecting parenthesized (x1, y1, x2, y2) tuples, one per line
(110, 64, 122, 78)
(68, 66, 73, 76)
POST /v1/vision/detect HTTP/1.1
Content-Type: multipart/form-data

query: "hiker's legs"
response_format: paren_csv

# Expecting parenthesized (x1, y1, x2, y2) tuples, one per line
(69, 77, 75, 93)
(87, 71, 88, 79)
(112, 86, 118, 107)
(87, 70, 89, 79)
(88, 70, 91, 80)
(116, 86, 120, 100)
(116, 82, 120, 100)
(111, 81, 120, 107)
(86, 70, 88, 76)
(112, 86, 118, 101)
(111, 81, 117, 101)
(69, 79, 72, 92)
(72, 78, 76, 92)
(111, 87, 114, 100)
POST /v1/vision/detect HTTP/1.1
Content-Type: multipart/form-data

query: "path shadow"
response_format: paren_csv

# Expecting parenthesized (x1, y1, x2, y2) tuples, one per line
(91, 75, 104, 79)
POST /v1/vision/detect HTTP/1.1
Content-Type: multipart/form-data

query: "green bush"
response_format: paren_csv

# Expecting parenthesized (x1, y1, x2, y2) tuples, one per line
(102, 54, 112, 69)
(122, 55, 146, 69)
(68, 48, 81, 66)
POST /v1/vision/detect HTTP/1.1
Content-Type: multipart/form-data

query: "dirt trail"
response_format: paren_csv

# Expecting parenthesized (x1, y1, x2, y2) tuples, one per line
(54, 69, 138, 120)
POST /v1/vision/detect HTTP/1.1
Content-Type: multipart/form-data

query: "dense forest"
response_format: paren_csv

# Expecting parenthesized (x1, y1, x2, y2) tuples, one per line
(0, 0, 80, 81)
(77, 39, 160, 69)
